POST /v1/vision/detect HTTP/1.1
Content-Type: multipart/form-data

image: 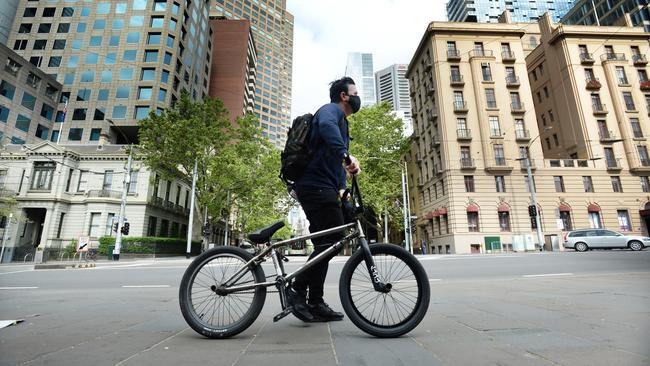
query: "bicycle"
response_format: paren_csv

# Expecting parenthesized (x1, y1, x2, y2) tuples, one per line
(179, 175, 430, 338)
(82, 248, 97, 262)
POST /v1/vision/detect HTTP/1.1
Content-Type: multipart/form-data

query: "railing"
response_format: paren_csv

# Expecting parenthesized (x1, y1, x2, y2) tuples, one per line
(87, 189, 122, 199)
(599, 130, 618, 142)
(633, 54, 648, 65)
(585, 78, 601, 89)
(505, 76, 520, 86)
(460, 158, 475, 168)
(450, 74, 464, 85)
(579, 53, 594, 63)
(592, 103, 607, 114)
(640, 80, 650, 90)
(601, 53, 626, 62)
(501, 50, 516, 62)
(447, 49, 461, 60)
(494, 157, 507, 166)
(0, 188, 17, 196)
(457, 128, 471, 140)
(641, 159, 650, 167)
(510, 102, 525, 112)
(469, 49, 493, 58)
(453, 101, 468, 112)
(606, 158, 621, 169)
(519, 159, 536, 169)
(625, 103, 636, 111)
(545, 159, 589, 168)
(515, 129, 530, 140)
(617, 78, 630, 86)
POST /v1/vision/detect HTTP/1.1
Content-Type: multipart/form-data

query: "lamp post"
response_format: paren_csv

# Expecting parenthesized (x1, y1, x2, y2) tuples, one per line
(107, 119, 132, 260)
(0, 213, 12, 263)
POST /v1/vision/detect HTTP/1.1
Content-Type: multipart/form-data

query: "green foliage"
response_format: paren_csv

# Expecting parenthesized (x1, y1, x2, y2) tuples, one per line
(62, 240, 77, 257)
(98, 236, 201, 255)
(348, 102, 408, 230)
(0, 195, 17, 220)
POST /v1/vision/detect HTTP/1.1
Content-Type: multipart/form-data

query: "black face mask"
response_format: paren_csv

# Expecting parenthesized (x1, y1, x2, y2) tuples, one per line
(347, 95, 361, 114)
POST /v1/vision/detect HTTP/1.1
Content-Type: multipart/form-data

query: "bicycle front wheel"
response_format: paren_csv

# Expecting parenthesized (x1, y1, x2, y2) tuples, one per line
(179, 247, 266, 338)
(339, 244, 430, 338)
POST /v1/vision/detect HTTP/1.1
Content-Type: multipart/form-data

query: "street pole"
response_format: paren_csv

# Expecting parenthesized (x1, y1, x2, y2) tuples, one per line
(0, 213, 12, 263)
(384, 207, 388, 242)
(223, 190, 230, 246)
(113, 147, 133, 261)
(404, 162, 413, 254)
(186, 159, 197, 258)
(525, 155, 544, 251)
(401, 167, 409, 252)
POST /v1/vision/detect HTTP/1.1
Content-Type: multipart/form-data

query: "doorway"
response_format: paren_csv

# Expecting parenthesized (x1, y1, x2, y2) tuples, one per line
(14, 208, 46, 261)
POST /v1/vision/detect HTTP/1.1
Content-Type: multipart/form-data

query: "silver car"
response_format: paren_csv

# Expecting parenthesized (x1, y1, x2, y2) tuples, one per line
(563, 229, 650, 252)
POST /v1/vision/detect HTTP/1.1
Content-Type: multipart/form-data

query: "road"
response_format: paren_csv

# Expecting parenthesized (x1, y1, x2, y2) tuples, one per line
(0, 250, 649, 366)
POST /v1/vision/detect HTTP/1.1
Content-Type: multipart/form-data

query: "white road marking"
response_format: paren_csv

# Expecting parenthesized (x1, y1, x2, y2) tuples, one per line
(121, 285, 170, 288)
(429, 278, 442, 282)
(523, 273, 573, 278)
(0, 286, 38, 290)
(0, 269, 34, 275)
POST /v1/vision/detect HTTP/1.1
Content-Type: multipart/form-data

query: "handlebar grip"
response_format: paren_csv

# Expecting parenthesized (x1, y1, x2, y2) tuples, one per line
(344, 154, 352, 166)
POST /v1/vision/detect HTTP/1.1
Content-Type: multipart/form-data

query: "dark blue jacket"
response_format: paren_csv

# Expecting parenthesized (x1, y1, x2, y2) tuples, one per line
(294, 103, 349, 191)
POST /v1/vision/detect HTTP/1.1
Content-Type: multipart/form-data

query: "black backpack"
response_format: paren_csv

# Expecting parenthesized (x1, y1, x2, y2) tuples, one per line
(279, 113, 314, 185)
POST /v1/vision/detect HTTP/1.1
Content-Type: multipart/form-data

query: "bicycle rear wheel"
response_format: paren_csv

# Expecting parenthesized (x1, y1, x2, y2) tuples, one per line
(339, 244, 430, 337)
(179, 247, 266, 338)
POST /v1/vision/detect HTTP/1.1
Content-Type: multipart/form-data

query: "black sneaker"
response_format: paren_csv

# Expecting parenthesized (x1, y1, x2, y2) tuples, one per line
(286, 287, 314, 322)
(309, 302, 344, 322)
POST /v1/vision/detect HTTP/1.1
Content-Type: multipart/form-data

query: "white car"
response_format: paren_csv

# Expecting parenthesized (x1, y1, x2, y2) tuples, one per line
(563, 229, 650, 252)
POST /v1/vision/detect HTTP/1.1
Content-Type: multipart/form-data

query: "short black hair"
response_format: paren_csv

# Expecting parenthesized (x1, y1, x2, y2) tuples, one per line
(329, 77, 356, 103)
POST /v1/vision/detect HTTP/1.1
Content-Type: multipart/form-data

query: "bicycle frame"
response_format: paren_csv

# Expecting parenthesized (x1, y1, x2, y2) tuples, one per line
(219, 218, 389, 295)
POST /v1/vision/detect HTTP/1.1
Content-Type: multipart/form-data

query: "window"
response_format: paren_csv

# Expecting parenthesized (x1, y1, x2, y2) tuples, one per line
(135, 106, 150, 119)
(93, 19, 106, 30)
(24, 8, 37, 17)
(141, 68, 156, 81)
(105, 213, 115, 236)
(154, 0, 168, 11)
(450, 65, 461, 81)
(604, 147, 617, 167)
(553, 134, 559, 146)
(631, 118, 643, 138)
(123, 50, 137, 61)
(611, 176, 623, 192)
(77, 171, 88, 192)
(453, 91, 464, 109)
(33, 39, 46, 50)
(473, 42, 484, 56)
(151, 16, 165, 28)
(166, 34, 175, 48)
(35, 124, 49, 140)
(485, 89, 497, 108)
(21, 92, 36, 110)
(90, 128, 101, 141)
(589, 212, 602, 229)
(31, 162, 56, 190)
(638, 145, 650, 166)
(47, 56, 61, 67)
(89, 36, 102, 47)
(72, 108, 87, 120)
(126, 32, 140, 43)
(76, 89, 91, 101)
(498, 212, 511, 232)
(68, 128, 83, 141)
(148, 33, 161, 45)
(488, 116, 500, 136)
(464, 176, 474, 192)
(89, 213, 102, 238)
(639, 70, 649, 83)
(0, 81, 16, 100)
(85, 53, 98, 65)
(101, 70, 112, 83)
(161, 70, 170, 83)
(13, 39, 27, 50)
(495, 176, 506, 192)
(554, 176, 565, 192)
(158, 88, 167, 102)
(467, 212, 479, 232)
(617, 210, 631, 231)
(15, 114, 30, 132)
(641, 176, 650, 193)
(0, 105, 9, 123)
(119, 68, 133, 80)
(80, 71, 94, 83)
(109, 36, 119, 47)
(582, 176, 594, 192)
(56, 213, 65, 238)
(18, 23, 32, 33)
(93, 108, 105, 121)
(128, 171, 138, 193)
(38, 24, 51, 33)
(138, 87, 152, 100)
(62, 7, 74, 16)
(493, 144, 505, 165)
(481, 63, 492, 81)
(98, 89, 109, 101)
(559, 210, 572, 231)
(112, 106, 127, 119)
(163, 52, 172, 65)
(144, 50, 158, 62)
(112, 19, 124, 30)
(103, 170, 113, 190)
(510, 92, 521, 109)
(116, 86, 130, 99)
(615, 66, 628, 85)
(585, 68, 595, 81)
(623, 92, 635, 111)
(53, 39, 66, 49)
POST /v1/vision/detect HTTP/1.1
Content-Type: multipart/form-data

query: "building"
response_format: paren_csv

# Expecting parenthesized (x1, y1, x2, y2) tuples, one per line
(1, 43, 62, 145)
(6, 0, 213, 144)
(375, 64, 413, 136)
(345, 52, 376, 107)
(0, 0, 20, 45)
(447, 0, 575, 23)
(0, 141, 203, 263)
(561, 0, 650, 32)
(208, 17, 257, 122)
(405, 13, 650, 255)
(210, 0, 294, 148)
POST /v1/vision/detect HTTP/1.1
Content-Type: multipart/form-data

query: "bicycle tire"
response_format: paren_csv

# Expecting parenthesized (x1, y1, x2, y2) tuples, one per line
(339, 244, 430, 338)
(179, 246, 267, 338)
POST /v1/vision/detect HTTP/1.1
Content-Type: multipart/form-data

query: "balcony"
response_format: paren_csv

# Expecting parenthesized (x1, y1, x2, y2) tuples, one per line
(519, 159, 536, 170)
(631, 158, 650, 172)
(469, 49, 493, 59)
(450, 74, 465, 86)
(501, 50, 516, 62)
(606, 158, 622, 171)
(486, 158, 513, 172)
(505, 76, 520, 87)
(427, 107, 437, 121)
(617, 78, 630, 87)
(453, 101, 468, 113)
(598, 130, 619, 143)
(579, 53, 594, 64)
(515, 129, 530, 141)
(459, 158, 475, 169)
(87, 189, 122, 199)
(457, 128, 472, 140)
(447, 49, 461, 61)
(510, 102, 525, 114)
(601, 53, 626, 62)
(633, 54, 648, 65)
(592, 103, 608, 115)
(640, 80, 650, 91)
(585, 78, 601, 90)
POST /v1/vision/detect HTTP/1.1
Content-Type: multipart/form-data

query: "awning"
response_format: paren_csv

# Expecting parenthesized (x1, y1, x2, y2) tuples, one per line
(559, 203, 571, 212)
(438, 207, 447, 215)
(432, 210, 440, 218)
(639, 209, 650, 217)
(587, 203, 601, 212)
(497, 204, 510, 212)
(425, 211, 435, 220)
(466, 204, 479, 213)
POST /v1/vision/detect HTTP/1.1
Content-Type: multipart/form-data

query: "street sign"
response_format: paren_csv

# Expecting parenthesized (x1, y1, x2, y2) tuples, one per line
(77, 236, 90, 252)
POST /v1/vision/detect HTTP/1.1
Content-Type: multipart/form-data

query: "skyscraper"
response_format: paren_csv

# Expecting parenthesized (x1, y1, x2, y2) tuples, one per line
(375, 64, 413, 136)
(345, 52, 376, 107)
(447, 0, 575, 23)
(0, 0, 20, 45)
(6, 0, 213, 145)
(210, 0, 294, 148)
(561, 0, 650, 32)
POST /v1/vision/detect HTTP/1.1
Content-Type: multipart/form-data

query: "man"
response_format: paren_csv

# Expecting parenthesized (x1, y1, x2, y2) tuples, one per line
(288, 76, 361, 322)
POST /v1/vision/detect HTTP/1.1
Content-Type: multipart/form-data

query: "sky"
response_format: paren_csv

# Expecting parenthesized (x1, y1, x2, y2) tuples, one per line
(286, 0, 447, 120)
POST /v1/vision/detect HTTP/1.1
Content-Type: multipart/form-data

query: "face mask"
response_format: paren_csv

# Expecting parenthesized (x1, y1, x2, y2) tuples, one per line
(347, 95, 361, 113)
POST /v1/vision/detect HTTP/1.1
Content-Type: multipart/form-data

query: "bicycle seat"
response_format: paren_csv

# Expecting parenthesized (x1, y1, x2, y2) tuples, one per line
(247, 220, 285, 244)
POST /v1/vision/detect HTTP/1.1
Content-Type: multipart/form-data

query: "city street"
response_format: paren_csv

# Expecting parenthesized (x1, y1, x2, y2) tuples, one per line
(0, 250, 649, 366)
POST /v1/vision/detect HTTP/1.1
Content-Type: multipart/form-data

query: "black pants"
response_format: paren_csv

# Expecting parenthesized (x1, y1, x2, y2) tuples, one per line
(292, 187, 344, 304)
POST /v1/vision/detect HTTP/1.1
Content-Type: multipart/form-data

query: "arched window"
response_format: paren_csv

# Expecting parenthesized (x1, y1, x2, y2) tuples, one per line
(529, 36, 538, 48)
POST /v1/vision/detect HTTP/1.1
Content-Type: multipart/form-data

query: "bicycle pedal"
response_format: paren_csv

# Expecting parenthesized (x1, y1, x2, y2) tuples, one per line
(273, 307, 293, 323)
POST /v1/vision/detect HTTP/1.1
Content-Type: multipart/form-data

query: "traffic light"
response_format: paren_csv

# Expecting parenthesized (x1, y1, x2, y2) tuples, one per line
(113, 222, 119, 232)
(530, 217, 538, 229)
(121, 222, 130, 235)
(528, 205, 537, 217)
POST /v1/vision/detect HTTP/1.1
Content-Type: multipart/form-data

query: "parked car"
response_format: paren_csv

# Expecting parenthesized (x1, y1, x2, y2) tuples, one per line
(563, 229, 650, 252)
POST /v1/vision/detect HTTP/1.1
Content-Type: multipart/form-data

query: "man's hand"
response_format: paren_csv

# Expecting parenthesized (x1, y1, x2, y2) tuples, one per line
(344, 155, 361, 176)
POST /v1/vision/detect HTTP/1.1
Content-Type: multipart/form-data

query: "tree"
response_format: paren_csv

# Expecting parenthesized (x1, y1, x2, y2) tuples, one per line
(348, 102, 408, 235)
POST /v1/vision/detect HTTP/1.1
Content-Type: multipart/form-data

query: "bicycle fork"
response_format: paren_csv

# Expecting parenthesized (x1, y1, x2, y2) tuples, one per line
(356, 220, 392, 293)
